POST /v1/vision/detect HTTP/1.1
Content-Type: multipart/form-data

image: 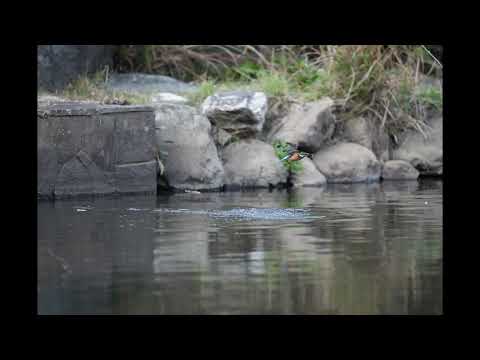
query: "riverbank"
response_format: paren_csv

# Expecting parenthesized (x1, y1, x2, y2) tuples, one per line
(37, 45, 442, 199)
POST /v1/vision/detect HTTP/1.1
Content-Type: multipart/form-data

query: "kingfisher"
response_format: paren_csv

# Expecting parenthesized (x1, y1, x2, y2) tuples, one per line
(280, 143, 313, 162)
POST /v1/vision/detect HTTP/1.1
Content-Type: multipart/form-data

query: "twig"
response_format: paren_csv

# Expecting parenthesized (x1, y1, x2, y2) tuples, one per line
(421, 45, 443, 69)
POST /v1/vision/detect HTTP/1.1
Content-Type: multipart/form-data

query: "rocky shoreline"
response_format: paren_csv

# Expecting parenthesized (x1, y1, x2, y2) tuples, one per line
(37, 73, 442, 199)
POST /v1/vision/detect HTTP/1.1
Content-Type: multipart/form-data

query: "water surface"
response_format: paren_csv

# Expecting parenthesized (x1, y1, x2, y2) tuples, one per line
(37, 180, 442, 315)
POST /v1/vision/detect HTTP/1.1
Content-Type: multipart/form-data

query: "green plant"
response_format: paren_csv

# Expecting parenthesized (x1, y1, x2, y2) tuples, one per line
(273, 140, 303, 174)
(231, 60, 263, 80)
(257, 70, 291, 98)
(415, 85, 442, 110)
(185, 79, 217, 104)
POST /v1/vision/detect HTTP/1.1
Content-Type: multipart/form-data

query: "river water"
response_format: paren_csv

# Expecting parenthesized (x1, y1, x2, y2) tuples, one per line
(37, 180, 442, 315)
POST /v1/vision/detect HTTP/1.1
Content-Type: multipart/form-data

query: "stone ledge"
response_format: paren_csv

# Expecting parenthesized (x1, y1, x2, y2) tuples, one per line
(38, 102, 154, 117)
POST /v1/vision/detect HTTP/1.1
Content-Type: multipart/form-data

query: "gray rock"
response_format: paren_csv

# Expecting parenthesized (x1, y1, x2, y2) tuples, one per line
(38, 94, 69, 105)
(381, 160, 419, 180)
(38, 101, 157, 199)
(154, 103, 224, 190)
(150, 92, 189, 104)
(201, 91, 268, 136)
(212, 126, 233, 148)
(267, 97, 336, 153)
(313, 142, 381, 183)
(38, 45, 115, 91)
(221, 139, 287, 189)
(106, 73, 197, 95)
(291, 157, 327, 187)
(392, 116, 442, 176)
(261, 99, 292, 139)
(340, 117, 390, 162)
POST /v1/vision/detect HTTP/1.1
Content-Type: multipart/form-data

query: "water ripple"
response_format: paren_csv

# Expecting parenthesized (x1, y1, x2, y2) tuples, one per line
(153, 207, 312, 220)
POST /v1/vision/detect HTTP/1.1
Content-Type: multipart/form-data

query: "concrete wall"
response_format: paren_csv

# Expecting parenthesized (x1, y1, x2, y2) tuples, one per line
(38, 101, 157, 199)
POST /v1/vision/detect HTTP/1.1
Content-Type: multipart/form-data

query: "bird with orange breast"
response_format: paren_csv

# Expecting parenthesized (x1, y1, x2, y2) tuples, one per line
(280, 143, 313, 162)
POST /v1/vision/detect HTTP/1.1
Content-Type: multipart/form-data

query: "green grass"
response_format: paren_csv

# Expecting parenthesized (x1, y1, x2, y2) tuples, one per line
(186, 59, 334, 106)
(415, 85, 442, 110)
(185, 79, 217, 105)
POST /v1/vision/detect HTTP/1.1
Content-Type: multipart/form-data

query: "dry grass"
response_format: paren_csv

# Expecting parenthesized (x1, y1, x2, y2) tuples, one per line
(60, 68, 150, 105)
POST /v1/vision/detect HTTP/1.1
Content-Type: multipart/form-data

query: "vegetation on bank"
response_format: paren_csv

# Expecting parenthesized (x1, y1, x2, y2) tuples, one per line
(49, 45, 443, 138)
(58, 69, 151, 105)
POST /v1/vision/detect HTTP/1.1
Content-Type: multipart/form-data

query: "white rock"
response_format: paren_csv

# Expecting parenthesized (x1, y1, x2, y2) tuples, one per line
(150, 92, 188, 104)
(201, 91, 268, 134)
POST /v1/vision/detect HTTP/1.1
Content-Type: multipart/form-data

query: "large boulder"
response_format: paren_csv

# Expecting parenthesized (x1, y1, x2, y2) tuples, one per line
(154, 103, 225, 190)
(221, 139, 287, 189)
(291, 158, 327, 187)
(339, 117, 390, 162)
(106, 73, 197, 95)
(381, 160, 419, 180)
(266, 97, 336, 153)
(38, 45, 115, 92)
(201, 91, 268, 137)
(313, 142, 381, 183)
(392, 116, 442, 176)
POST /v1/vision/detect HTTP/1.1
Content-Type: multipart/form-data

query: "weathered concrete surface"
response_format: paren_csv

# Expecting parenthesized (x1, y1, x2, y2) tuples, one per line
(38, 101, 157, 199)
(201, 91, 268, 137)
(221, 139, 287, 189)
(266, 97, 336, 153)
(381, 160, 419, 180)
(313, 142, 381, 183)
(115, 161, 158, 193)
(154, 103, 225, 191)
(38, 45, 115, 91)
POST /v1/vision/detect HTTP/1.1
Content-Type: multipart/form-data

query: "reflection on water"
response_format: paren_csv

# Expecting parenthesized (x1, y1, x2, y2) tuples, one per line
(37, 180, 442, 315)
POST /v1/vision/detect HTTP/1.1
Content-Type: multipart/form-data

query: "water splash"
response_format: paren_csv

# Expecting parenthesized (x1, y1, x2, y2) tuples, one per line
(153, 207, 312, 220)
